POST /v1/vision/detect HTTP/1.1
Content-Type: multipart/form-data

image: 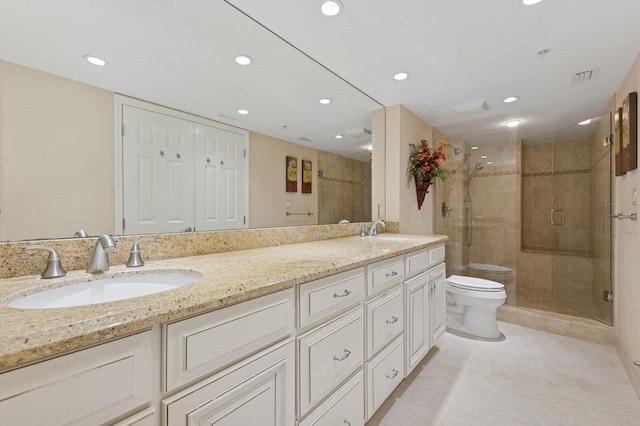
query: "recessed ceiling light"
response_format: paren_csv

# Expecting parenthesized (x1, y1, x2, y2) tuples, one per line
(486, 161, 494, 165)
(320, 0, 343, 17)
(319, 98, 332, 105)
(238, 109, 249, 115)
(393, 72, 409, 81)
(481, 155, 488, 159)
(506, 120, 521, 128)
(84, 55, 106, 66)
(471, 146, 479, 150)
(335, 134, 343, 139)
(579, 119, 592, 125)
(235, 55, 252, 65)
(503, 96, 519, 103)
(523, 0, 543, 5)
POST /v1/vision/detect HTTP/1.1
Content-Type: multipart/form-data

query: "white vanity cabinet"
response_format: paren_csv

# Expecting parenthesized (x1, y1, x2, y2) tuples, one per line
(162, 339, 295, 426)
(161, 288, 296, 425)
(0, 331, 153, 426)
(363, 257, 406, 420)
(404, 244, 446, 377)
(163, 289, 294, 392)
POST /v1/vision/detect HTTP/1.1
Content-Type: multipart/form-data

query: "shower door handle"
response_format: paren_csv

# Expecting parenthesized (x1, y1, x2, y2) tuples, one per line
(550, 208, 565, 225)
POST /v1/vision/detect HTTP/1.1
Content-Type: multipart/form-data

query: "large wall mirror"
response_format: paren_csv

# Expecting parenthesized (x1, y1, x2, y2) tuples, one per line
(0, 0, 385, 242)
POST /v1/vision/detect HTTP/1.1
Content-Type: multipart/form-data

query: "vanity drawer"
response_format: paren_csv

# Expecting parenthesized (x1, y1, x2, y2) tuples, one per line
(164, 288, 294, 392)
(366, 286, 404, 359)
(298, 267, 365, 329)
(366, 255, 404, 297)
(298, 307, 364, 417)
(405, 244, 445, 279)
(429, 243, 445, 267)
(298, 369, 365, 426)
(366, 335, 404, 420)
(0, 331, 152, 426)
(405, 248, 429, 279)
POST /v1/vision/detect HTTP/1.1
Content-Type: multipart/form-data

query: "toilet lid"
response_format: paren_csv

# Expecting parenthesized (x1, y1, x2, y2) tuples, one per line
(446, 275, 505, 292)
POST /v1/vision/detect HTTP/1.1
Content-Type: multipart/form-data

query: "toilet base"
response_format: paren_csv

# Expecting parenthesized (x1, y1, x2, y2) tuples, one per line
(446, 327, 505, 342)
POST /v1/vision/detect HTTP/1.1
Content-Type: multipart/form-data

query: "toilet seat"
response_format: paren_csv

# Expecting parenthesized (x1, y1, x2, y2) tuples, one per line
(446, 275, 504, 292)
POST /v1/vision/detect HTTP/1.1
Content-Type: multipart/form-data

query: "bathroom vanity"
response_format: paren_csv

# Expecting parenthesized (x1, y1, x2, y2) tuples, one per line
(0, 233, 446, 425)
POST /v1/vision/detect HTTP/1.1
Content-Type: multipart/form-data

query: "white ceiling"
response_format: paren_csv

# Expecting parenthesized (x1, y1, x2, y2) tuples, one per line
(229, 0, 640, 143)
(1, 0, 640, 160)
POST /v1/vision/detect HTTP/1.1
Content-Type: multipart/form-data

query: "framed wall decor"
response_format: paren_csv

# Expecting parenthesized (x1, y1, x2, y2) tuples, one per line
(302, 159, 312, 194)
(615, 107, 624, 176)
(622, 91, 638, 173)
(286, 156, 298, 192)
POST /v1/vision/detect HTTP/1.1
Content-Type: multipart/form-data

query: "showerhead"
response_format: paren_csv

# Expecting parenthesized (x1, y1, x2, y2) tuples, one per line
(443, 144, 462, 155)
(466, 162, 484, 183)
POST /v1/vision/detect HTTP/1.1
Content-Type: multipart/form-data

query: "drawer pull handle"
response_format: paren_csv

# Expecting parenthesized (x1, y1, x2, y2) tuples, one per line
(333, 289, 352, 298)
(344, 421, 351, 426)
(386, 369, 399, 379)
(333, 349, 352, 361)
(386, 271, 399, 277)
(386, 316, 399, 324)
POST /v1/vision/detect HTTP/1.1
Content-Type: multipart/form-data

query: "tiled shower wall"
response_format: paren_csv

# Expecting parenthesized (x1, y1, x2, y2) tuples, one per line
(317, 150, 372, 225)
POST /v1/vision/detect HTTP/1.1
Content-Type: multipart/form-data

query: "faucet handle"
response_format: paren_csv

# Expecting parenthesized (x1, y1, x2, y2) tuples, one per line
(126, 237, 155, 268)
(25, 245, 67, 279)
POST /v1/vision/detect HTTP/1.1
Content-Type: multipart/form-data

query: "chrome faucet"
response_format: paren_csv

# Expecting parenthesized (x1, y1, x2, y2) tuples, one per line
(86, 235, 116, 274)
(368, 220, 386, 236)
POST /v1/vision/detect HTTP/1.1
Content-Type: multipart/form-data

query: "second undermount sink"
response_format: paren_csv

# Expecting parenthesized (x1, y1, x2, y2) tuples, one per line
(7, 271, 201, 309)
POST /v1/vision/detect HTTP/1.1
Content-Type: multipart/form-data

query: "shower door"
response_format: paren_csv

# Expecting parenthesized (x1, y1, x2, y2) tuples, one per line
(550, 112, 613, 324)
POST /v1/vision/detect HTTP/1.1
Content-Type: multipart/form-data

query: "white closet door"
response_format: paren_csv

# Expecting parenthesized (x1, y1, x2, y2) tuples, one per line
(122, 106, 194, 235)
(194, 124, 247, 230)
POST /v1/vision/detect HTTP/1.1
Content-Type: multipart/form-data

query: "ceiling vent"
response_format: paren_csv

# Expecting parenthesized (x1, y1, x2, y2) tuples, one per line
(346, 128, 372, 137)
(453, 100, 489, 115)
(571, 66, 600, 85)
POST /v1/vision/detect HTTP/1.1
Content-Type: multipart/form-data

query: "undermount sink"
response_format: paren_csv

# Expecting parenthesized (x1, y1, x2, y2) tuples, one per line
(8, 271, 201, 309)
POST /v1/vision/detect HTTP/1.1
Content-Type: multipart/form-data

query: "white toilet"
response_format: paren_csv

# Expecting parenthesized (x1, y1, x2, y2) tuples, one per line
(445, 274, 506, 341)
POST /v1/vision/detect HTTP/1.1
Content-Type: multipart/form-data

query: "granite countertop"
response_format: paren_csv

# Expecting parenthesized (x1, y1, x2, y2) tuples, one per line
(0, 234, 447, 372)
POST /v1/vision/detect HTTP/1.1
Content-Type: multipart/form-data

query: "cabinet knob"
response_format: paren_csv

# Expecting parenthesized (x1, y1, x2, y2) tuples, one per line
(386, 316, 399, 324)
(386, 271, 399, 277)
(386, 369, 399, 379)
(159, 150, 165, 157)
(344, 421, 351, 426)
(333, 349, 351, 362)
(333, 289, 352, 298)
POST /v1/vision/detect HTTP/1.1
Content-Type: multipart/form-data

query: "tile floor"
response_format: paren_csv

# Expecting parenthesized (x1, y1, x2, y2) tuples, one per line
(367, 322, 640, 425)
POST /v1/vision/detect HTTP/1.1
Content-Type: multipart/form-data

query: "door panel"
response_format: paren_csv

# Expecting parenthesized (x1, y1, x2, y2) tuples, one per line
(123, 106, 194, 234)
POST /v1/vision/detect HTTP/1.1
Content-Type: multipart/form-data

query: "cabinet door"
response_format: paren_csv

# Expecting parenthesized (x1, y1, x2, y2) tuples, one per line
(430, 263, 446, 343)
(404, 271, 430, 376)
(164, 340, 295, 426)
(194, 124, 248, 231)
(0, 331, 152, 426)
(123, 105, 194, 235)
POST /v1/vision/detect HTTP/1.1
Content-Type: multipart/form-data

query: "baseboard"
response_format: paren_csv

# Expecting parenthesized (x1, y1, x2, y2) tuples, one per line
(616, 338, 640, 400)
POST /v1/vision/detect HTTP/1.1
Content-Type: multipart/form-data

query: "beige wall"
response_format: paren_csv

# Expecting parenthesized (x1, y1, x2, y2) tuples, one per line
(248, 132, 317, 228)
(385, 104, 435, 234)
(614, 54, 640, 383)
(0, 60, 114, 240)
